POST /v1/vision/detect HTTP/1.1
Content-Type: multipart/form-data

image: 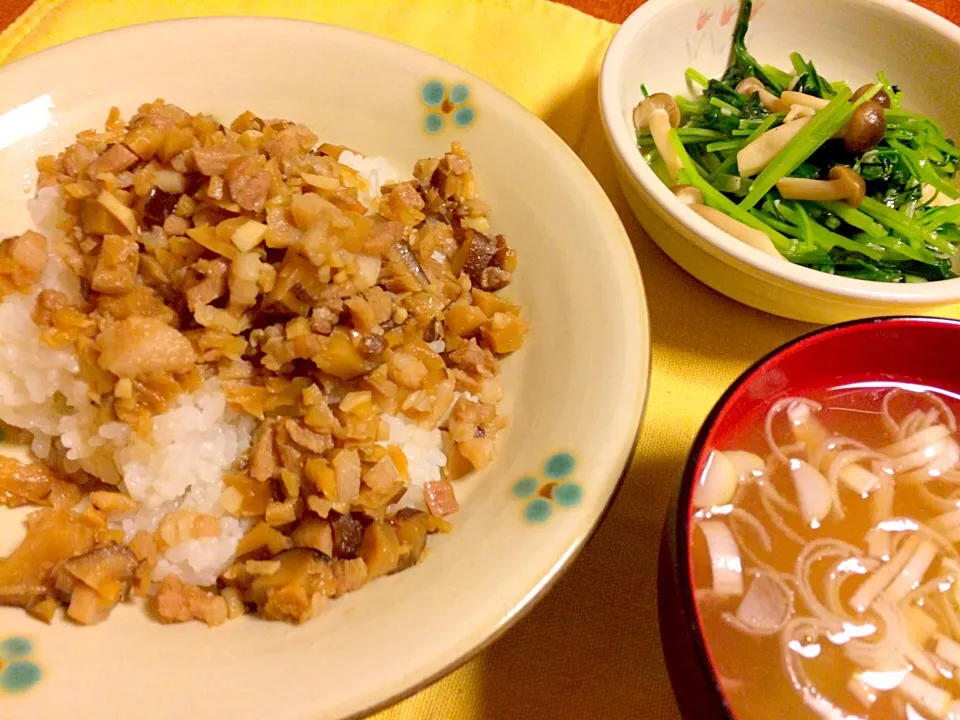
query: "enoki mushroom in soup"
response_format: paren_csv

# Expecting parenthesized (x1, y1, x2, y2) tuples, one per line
(691, 386, 960, 719)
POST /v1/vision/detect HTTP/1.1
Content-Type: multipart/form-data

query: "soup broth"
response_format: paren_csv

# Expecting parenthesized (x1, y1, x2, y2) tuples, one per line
(691, 384, 960, 719)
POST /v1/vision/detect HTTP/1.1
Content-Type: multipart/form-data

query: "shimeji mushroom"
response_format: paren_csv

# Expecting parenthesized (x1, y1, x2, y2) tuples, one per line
(671, 185, 783, 259)
(761, 89, 886, 151)
(776, 166, 866, 207)
(736, 77, 787, 113)
(737, 116, 812, 178)
(634, 93, 682, 181)
(922, 183, 960, 208)
(844, 101, 887, 153)
(784, 104, 816, 124)
(831, 88, 888, 148)
(672, 185, 704, 206)
(853, 83, 892, 109)
(779, 91, 830, 110)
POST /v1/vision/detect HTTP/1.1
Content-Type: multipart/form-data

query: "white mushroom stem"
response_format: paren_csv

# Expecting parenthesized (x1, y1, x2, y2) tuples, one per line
(737, 78, 788, 113)
(777, 166, 866, 207)
(647, 108, 682, 181)
(780, 91, 830, 110)
(923, 183, 960, 208)
(634, 93, 682, 181)
(903, 437, 960, 485)
(787, 400, 827, 450)
(688, 204, 784, 260)
(738, 116, 811, 178)
(759, 90, 787, 113)
(784, 104, 816, 124)
(931, 509, 960, 536)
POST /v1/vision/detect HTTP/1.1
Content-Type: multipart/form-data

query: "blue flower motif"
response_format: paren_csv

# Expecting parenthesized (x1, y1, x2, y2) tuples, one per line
(421, 81, 446, 107)
(420, 81, 475, 134)
(0, 636, 41, 695)
(554, 482, 583, 507)
(512, 476, 538, 499)
(545, 453, 575, 480)
(524, 498, 553, 523)
(512, 453, 583, 523)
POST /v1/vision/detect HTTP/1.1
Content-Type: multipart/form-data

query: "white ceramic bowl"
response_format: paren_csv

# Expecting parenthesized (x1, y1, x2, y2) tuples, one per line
(600, 0, 960, 324)
(0, 18, 649, 720)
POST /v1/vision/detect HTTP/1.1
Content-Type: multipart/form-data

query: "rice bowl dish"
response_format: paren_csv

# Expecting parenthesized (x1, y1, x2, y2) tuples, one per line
(0, 18, 649, 720)
(0, 99, 528, 626)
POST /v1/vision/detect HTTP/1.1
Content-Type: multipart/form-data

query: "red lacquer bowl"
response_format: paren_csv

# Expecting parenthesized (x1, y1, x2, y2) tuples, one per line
(658, 316, 960, 719)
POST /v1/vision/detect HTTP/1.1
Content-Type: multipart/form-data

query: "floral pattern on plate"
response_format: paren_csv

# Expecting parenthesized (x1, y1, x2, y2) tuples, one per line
(421, 80, 476, 134)
(512, 453, 583, 523)
(0, 636, 41, 695)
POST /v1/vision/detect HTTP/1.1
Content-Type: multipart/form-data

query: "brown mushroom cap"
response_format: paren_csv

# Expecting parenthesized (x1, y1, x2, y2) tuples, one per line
(54, 545, 138, 599)
(671, 185, 704, 206)
(845, 101, 886, 154)
(853, 83, 892, 109)
(828, 166, 867, 206)
(633, 92, 681, 131)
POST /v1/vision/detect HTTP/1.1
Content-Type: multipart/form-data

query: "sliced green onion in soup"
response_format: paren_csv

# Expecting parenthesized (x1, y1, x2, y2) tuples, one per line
(725, 450, 766, 481)
(694, 450, 740, 509)
(724, 571, 793, 636)
(788, 459, 833, 526)
(696, 520, 744, 597)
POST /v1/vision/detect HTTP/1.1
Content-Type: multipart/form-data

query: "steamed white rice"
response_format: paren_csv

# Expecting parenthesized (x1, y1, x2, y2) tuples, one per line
(0, 188, 86, 442)
(381, 414, 446, 511)
(153, 516, 248, 586)
(116, 381, 255, 515)
(338, 151, 400, 210)
(0, 189, 257, 583)
(112, 381, 256, 583)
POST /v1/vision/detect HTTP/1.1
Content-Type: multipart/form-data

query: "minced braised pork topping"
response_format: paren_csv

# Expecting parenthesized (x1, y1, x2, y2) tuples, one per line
(0, 100, 527, 625)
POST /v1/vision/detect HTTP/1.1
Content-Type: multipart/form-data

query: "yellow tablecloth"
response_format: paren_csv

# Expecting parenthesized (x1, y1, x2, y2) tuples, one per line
(0, 1, 812, 717)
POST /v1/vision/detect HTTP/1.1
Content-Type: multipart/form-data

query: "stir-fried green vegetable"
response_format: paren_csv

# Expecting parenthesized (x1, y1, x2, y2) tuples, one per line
(634, 0, 960, 283)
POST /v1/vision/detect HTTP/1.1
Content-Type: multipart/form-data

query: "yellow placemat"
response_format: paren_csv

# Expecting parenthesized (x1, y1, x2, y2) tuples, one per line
(0, 1, 810, 717)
